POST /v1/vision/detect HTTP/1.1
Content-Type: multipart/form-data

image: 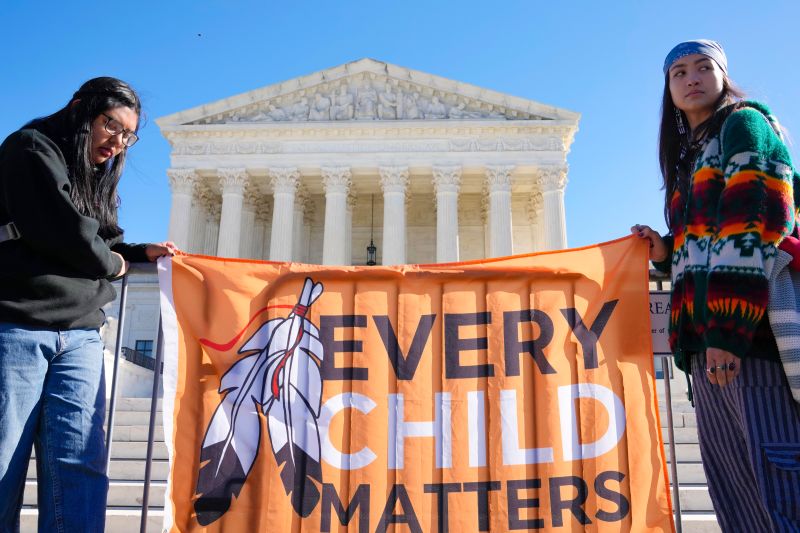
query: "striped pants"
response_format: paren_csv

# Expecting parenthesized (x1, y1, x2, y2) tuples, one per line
(691, 353, 800, 532)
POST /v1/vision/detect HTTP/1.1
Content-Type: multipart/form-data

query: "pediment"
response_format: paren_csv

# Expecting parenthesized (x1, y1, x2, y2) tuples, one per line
(157, 59, 579, 128)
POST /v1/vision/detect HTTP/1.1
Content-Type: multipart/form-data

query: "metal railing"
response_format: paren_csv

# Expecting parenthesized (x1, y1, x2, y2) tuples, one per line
(651, 269, 682, 533)
(99, 264, 685, 533)
(103, 263, 166, 533)
(121, 347, 161, 372)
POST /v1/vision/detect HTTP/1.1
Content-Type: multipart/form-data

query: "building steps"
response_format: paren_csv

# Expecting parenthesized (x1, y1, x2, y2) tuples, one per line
(20, 395, 721, 532)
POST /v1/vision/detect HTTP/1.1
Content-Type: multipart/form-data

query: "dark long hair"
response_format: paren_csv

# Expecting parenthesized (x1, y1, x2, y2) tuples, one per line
(25, 77, 141, 239)
(658, 74, 745, 228)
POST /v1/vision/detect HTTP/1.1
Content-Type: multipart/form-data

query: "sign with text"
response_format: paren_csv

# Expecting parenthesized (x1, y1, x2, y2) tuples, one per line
(157, 236, 672, 532)
(649, 291, 672, 356)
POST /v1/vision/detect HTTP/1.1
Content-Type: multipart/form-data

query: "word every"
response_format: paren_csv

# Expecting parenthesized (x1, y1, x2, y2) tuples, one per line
(319, 300, 619, 380)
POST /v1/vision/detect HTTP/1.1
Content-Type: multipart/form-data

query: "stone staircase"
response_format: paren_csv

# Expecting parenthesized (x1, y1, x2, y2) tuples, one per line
(22, 399, 165, 532)
(21, 394, 721, 532)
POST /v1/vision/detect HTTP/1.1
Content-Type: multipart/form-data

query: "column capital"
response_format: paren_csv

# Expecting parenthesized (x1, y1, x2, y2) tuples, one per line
(217, 167, 249, 193)
(480, 187, 490, 224)
(241, 182, 262, 211)
(484, 165, 515, 192)
(294, 185, 310, 210)
(379, 165, 409, 194)
(167, 168, 198, 194)
(269, 167, 300, 194)
(196, 184, 219, 213)
(432, 165, 462, 194)
(192, 180, 211, 202)
(203, 195, 222, 218)
(527, 191, 544, 223)
(321, 166, 352, 194)
(347, 189, 358, 212)
(255, 199, 272, 222)
(537, 166, 568, 192)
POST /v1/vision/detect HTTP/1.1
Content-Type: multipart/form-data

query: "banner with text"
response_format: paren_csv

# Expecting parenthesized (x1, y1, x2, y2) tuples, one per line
(157, 235, 673, 532)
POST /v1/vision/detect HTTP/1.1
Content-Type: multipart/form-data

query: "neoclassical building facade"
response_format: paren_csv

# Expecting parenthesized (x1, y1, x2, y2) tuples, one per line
(158, 59, 579, 264)
(105, 59, 580, 395)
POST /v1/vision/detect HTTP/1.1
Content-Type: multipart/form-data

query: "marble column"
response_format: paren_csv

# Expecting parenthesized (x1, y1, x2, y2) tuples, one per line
(202, 196, 221, 255)
(433, 165, 462, 263)
(253, 201, 272, 260)
(480, 189, 490, 258)
(527, 192, 546, 252)
(166, 168, 197, 250)
(345, 190, 357, 265)
(216, 168, 248, 258)
(321, 166, 351, 265)
(485, 165, 515, 257)
(538, 166, 568, 250)
(269, 167, 299, 262)
(293, 186, 309, 262)
(239, 183, 259, 259)
(379, 166, 409, 265)
(188, 181, 210, 254)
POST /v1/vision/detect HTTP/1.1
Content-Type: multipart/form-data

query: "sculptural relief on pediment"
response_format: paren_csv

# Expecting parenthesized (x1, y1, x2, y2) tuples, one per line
(192, 74, 550, 125)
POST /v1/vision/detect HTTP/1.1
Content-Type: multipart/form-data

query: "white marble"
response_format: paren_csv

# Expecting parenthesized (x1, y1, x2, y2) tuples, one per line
(538, 167, 569, 250)
(268, 167, 299, 261)
(485, 165, 515, 257)
(432, 166, 462, 263)
(201, 195, 221, 255)
(216, 168, 248, 258)
(379, 166, 409, 265)
(293, 186, 309, 262)
(527, 192, 546, 252)
(345, 191, 356, 265)
(321, 167, 351, 265)
(166, 168, 197, 250)
(158, 59, 577, 266)
(238, 185, 258, 259)
(188, 182, 209, 254)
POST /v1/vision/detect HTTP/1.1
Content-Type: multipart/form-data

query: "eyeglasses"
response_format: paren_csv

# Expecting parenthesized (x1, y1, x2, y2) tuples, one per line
(102, 113, 139, 147)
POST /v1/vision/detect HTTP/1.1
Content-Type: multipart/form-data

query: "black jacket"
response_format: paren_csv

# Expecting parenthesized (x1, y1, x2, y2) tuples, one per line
(0, 126, 147, 329)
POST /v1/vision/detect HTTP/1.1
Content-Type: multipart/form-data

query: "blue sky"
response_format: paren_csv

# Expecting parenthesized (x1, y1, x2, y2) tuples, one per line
(2, 0, 798, 248)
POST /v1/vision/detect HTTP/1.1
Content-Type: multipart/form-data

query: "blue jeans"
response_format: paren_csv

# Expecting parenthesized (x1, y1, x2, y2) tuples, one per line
(0, 322, 108, 533)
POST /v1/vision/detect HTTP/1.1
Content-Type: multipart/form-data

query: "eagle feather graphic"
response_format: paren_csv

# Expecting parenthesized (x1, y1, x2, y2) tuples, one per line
(193, 278, 325, 525)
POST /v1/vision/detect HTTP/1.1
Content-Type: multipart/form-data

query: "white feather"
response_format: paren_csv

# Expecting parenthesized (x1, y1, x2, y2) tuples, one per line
(202, 390, 262, 474)
(266, 386, 321, 459)
(289, 350, 323, 416)
(239, 318, 283, 353)
(219, 351, 265, 399)
(303, 319, 321, 340)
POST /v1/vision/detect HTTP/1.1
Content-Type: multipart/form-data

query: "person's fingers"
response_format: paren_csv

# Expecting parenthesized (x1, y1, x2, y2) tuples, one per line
(705, 356, 719, 385)
(724, 359, 741, 386)
(716, 363, 730, 386)
(731, 360, 741, 382)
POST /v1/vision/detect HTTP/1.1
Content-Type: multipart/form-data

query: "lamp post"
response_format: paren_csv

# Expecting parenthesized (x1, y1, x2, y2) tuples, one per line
(366, 194, 377, 265)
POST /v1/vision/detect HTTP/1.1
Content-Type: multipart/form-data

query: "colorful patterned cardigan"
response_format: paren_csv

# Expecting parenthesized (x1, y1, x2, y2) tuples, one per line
(652, 101, 800, 371)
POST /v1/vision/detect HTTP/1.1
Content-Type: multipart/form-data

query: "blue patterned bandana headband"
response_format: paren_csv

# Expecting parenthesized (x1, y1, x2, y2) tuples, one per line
(663, 40, 727, 76)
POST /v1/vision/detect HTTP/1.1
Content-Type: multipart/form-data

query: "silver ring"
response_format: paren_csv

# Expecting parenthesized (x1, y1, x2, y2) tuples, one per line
(717, 364, 727, 371)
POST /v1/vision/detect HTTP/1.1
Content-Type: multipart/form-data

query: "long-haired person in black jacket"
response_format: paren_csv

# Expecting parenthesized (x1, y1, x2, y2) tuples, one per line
(0, 77, 175, 531)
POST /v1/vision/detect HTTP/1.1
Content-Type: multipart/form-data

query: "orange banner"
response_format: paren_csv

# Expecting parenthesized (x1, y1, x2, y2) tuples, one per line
(157, 236, 673, 532)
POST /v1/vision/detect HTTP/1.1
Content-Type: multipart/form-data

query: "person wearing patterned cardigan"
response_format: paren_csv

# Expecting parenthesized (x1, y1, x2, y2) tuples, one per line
(633, 40, 800, 531)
